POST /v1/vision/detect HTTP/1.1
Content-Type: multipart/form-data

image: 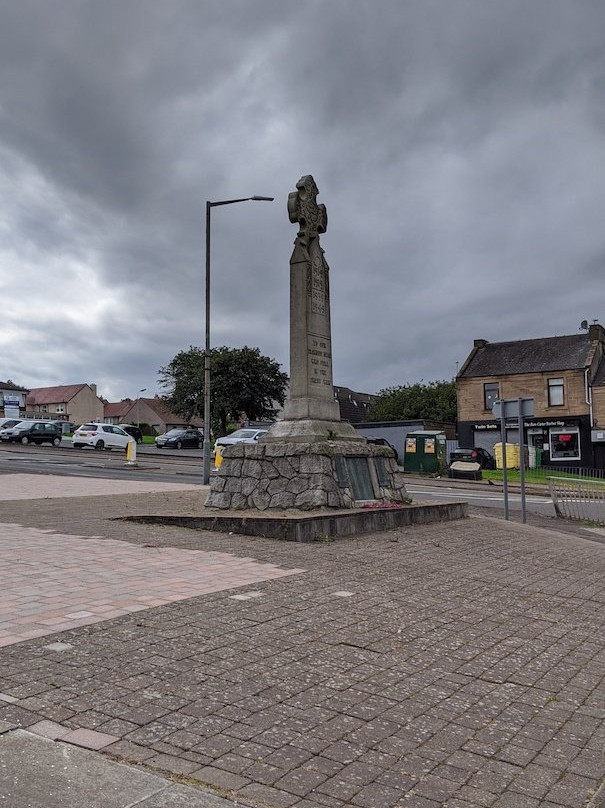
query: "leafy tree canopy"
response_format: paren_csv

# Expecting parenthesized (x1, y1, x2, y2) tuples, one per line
(368, 380, 456, 423)
(158, 345, 288, 436)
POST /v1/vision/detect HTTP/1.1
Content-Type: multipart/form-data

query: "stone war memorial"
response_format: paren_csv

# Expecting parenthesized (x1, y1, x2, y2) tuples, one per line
(203, 175, 465, 539)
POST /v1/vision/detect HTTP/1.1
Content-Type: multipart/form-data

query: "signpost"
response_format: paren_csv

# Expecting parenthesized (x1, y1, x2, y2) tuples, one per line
(492, 397, 534, 523)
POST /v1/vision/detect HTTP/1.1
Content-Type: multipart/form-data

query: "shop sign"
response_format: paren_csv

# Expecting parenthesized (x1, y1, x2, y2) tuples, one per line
(473, 422, 499, 431)
(524, 419, 569, 428)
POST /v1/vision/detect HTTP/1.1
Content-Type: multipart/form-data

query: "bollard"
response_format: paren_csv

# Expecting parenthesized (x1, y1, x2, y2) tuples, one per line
(214, 445, 223, 469)
(126, 440, 137, 465)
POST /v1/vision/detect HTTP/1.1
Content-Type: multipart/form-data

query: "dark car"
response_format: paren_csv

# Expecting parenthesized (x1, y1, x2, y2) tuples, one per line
(155, 427, 203, 450)
(3, 420, 63, 446)
(449, 447, 495, 469)
(119, 424, 143, 444)
(366, 437, 399, 463)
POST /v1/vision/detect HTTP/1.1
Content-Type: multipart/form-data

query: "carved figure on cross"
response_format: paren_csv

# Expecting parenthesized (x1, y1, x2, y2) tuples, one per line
(288, 175, 327, 242)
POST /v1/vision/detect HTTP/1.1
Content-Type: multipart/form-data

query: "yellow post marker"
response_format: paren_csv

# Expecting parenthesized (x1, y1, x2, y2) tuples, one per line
(214, 445, 223, 468)
(126, 440, 137, 465)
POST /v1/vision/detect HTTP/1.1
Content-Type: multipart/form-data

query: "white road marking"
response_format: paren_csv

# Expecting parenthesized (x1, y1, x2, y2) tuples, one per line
(407, 487, 552, 504)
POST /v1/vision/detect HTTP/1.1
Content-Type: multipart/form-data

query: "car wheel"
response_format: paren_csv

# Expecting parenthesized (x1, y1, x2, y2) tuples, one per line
(176, 440, 182, 449)
(52, 436, 61, 446)
(95, 440, 105, 450)
(21, 436, 30, 445)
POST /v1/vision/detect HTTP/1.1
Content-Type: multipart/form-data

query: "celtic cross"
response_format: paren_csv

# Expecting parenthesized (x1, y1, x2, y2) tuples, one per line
(287, 175, 328, 241)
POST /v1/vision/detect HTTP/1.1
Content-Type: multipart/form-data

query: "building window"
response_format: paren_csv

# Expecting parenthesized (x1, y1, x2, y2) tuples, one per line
(55, 404, 65, 413)
(548, 378, 564, 406)
(550, 428, 580, 461)
(483, 383, 499, 411)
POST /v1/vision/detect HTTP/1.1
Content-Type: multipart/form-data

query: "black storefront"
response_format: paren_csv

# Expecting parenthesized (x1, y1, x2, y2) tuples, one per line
(457, 415, 595, 469)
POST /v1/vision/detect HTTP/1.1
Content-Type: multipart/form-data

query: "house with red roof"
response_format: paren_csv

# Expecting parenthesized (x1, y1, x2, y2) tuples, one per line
(27, 384, 104, 426)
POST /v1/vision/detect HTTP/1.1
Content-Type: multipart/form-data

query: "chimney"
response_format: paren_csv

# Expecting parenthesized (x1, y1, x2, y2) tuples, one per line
(89, 383, 97, 396)
(473, 339, 488, 348)
(588, 324, 605, 344)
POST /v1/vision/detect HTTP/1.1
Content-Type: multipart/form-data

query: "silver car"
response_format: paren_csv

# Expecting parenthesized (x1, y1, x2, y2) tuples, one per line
(214, 428, 268, 451)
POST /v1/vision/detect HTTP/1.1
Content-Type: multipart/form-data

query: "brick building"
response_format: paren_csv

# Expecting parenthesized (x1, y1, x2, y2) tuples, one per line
(457, 324, 605, 470)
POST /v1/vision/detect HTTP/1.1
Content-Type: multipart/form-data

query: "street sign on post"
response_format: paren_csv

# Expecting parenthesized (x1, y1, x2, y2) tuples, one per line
(492, 397, 534, 523)
(492, 397, 534, 420)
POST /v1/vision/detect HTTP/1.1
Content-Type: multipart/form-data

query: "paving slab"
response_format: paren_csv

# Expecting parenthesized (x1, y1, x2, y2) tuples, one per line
(0, 523, 303, 647)
(0, 729, 234, 807)
(0, 482, 604, 808)
(0, 472, 201, 500)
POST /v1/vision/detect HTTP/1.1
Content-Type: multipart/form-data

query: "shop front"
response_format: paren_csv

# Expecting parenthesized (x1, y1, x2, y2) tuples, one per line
(457, 416, 593, 469)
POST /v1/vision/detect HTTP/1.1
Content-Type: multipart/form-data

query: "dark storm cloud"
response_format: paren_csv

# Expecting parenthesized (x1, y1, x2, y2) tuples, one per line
(1, 0, 604, 400)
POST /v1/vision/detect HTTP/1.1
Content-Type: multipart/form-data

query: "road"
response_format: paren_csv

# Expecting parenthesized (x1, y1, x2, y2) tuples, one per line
(406, 482, 557, 518)
(0, 441, 560, 519)
(0, 441, 204, 485)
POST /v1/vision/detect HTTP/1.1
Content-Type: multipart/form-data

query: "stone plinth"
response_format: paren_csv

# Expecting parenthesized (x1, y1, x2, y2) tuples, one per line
(205, 440, 410, 511)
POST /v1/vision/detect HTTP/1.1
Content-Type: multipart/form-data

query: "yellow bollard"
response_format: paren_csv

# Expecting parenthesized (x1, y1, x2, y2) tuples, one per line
(126, 440, 137, 465)
(214, 445, 223, 468)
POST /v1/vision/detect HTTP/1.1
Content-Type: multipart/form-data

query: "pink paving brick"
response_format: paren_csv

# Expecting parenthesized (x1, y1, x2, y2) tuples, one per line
(28, 720, 70, 740)
(60, 728, 120, 750)
(0, 523, 305, 648)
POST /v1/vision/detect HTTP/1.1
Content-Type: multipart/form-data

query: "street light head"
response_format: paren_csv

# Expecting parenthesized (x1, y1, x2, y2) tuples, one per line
(250, 196, 274, 202)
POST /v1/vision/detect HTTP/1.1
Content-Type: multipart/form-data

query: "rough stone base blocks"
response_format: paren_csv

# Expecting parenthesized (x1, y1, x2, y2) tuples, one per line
(205, 440, 410, 511)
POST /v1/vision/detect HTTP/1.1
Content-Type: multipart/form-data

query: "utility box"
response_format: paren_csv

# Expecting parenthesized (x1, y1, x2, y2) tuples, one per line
(448, 460, 482, 481)
(404, 430, 447, 474)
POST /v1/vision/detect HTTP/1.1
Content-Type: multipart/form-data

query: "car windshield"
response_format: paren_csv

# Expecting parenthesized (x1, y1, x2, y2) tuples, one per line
(228, 430, 257, 439)
(164, 429, 186, 437)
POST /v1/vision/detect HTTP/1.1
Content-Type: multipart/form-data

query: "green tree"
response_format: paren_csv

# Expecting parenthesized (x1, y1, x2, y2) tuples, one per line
(158, 345, 288, 436)
(368, 380, 456, 423)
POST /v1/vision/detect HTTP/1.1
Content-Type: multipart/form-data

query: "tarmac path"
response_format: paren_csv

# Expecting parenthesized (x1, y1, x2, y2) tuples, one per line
(0, 473, 603, 808)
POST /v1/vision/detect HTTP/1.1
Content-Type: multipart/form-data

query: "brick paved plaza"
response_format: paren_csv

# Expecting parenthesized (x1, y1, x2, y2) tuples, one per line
(0, 477, 603, 807)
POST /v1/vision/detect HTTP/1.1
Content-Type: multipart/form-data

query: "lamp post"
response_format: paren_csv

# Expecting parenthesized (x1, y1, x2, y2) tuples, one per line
(202, 195, 274, 485)
(136, 388, 146, 428)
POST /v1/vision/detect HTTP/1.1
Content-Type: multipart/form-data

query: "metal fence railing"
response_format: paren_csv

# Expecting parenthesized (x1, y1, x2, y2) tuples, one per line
(549, 476, 605, 525)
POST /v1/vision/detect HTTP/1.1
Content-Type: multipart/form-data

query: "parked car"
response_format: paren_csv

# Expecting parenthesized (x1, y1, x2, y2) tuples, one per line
(72, 423, 134, 451)
(155, 427, 203, 450)
(0, 417, 22, 430)
(119, 424, 143, 444)
(214, 428, 268, 451)
(449, 447, 496, 469)
(366, 437, 399, 463)
(2, 420, 63, 446)
(0, 418, 23, 435)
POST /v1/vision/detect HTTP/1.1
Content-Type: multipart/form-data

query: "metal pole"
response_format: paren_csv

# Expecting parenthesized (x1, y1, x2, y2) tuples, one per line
(518, 397, 527, 523)
(500, 409, 509, 520)
(202, 201, 212, 485)
(200, 195, 274, 488)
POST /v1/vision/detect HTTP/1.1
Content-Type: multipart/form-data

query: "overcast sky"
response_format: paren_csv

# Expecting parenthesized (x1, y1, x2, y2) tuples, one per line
(1, 0, 604, 402)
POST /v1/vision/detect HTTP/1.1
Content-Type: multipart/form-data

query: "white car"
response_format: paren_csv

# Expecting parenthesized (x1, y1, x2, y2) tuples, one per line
(72, 423, 135, 451)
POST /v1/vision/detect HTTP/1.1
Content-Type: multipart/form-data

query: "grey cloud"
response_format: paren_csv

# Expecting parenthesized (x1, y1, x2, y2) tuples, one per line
(1, 0, 604, 401)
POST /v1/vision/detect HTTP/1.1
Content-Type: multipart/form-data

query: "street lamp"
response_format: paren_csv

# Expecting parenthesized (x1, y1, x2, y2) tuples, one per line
(136, 388, 146, 428)
(202, 195, 274, 485)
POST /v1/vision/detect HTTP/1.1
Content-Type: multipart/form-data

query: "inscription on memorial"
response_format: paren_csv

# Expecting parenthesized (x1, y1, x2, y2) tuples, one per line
(308, 334, 332, 387)
(308, 254, 328, 315)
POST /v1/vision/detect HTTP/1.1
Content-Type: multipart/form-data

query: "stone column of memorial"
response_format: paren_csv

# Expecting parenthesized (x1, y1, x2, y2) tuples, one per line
(264, 175, 362, 443)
